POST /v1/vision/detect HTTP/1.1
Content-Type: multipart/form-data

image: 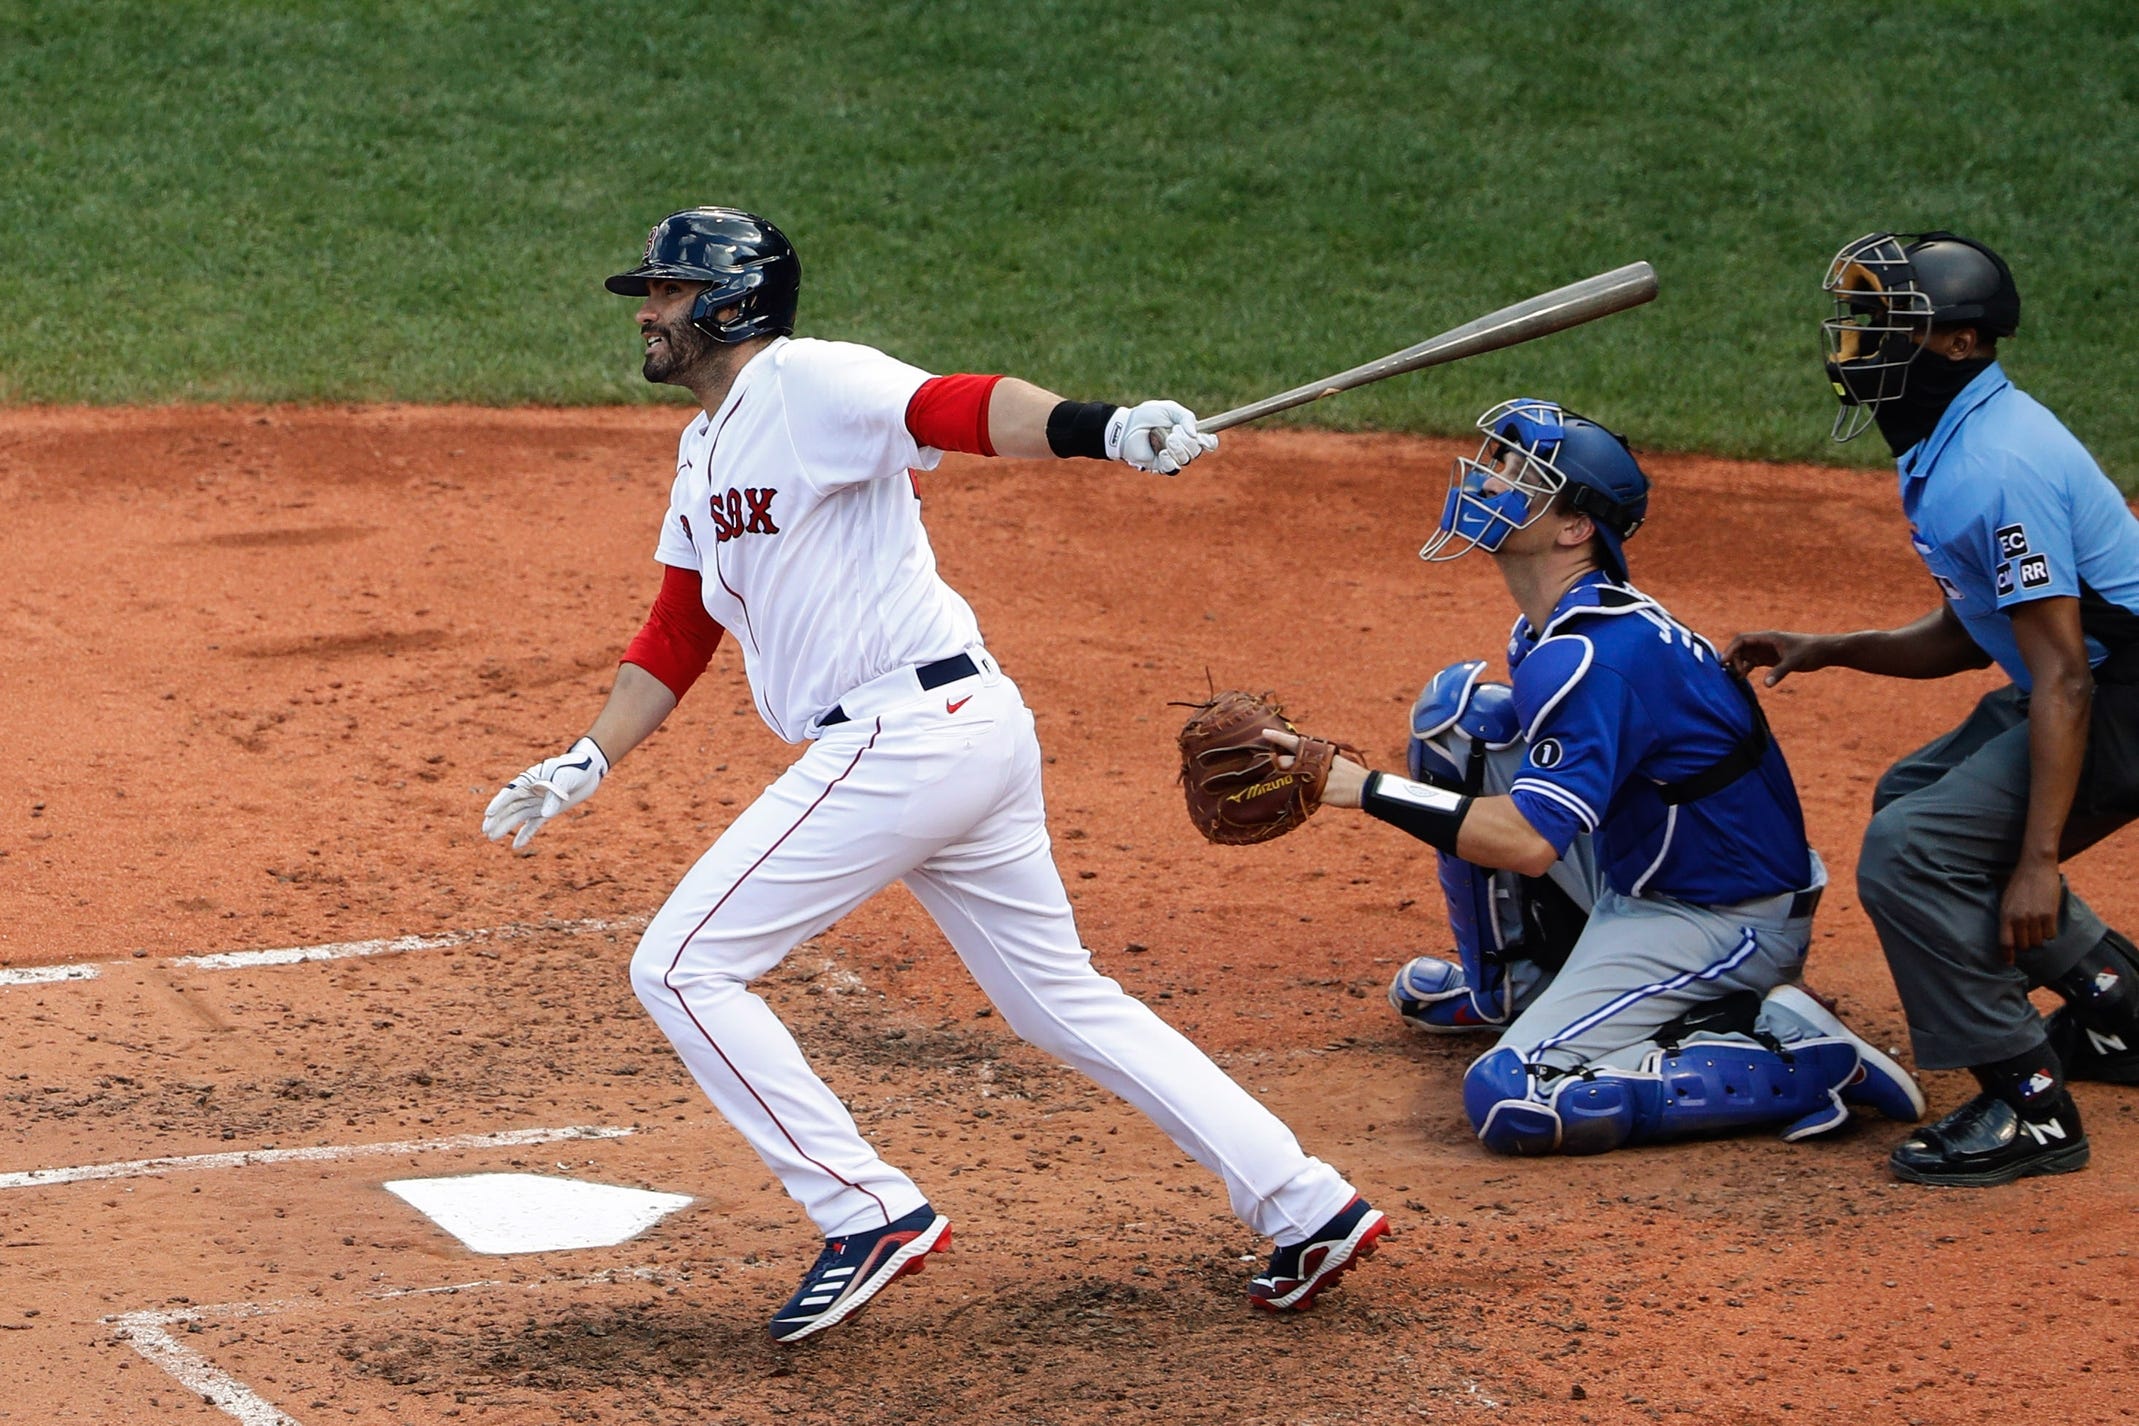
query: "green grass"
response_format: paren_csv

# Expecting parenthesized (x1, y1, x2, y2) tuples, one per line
(4, 0, 2136, 473)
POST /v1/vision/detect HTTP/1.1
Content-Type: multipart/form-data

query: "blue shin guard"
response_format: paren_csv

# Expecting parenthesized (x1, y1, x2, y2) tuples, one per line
(1463, 1047, 1566, 1155)
(1646, 1037, 1862, 1143)
(1398, 665, 1562, 1035)
(1390, 955, 1499, 1033)
(1463, 1038, 1864, 1155)
(1388, 853, 1524, 1033)
(1390, 846, 1544, 1032)
(1392, 954, 1547, 1033)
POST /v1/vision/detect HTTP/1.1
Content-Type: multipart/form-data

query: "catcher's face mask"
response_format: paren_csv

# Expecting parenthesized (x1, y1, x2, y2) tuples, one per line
(1421, 398, 1572, 564)
(1822, 232, 1934, 442)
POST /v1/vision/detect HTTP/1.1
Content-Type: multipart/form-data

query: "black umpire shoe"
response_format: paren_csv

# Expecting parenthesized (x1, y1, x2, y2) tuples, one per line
(1889, 1089, 2090, 1187)
(2045, 1005, 2139, 1084)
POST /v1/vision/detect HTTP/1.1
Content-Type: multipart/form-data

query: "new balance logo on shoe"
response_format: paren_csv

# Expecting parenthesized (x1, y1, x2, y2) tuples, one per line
(2085, 1027, 2129, 1055)
(2021, 1117, 2070, 1146)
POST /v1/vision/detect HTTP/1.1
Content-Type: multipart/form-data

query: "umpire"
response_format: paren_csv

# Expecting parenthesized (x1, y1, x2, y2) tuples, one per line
(1730, 230, 2139, 1186)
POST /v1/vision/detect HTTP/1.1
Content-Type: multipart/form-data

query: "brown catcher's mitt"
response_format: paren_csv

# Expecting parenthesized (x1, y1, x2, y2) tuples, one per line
(1176, 689, 1352, 845)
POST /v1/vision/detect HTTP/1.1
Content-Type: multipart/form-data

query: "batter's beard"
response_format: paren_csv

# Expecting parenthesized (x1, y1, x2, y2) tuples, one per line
(641, 316, 717, 386)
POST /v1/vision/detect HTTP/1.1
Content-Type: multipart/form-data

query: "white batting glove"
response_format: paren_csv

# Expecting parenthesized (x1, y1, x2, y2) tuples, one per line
(1109, 399, 1219, 475)
(482, 736, 610, 850)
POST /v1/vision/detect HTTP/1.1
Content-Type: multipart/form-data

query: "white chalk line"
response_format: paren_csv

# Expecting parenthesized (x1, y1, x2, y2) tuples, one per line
(107, 1268, 665, 1426)
(0, 962, 101, 986)
(0, 1123, 633, 1191)
(0, 914, 647, 988)
(108, 1301, 304, 1426)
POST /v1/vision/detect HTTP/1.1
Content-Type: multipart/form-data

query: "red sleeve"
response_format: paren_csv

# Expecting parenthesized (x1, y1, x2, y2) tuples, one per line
(621, 563, 725, 699)
(904, 373, 1002, 456)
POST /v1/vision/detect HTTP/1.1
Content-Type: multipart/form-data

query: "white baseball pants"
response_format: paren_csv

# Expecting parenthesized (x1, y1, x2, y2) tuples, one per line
(629, 655, 1355, 1243)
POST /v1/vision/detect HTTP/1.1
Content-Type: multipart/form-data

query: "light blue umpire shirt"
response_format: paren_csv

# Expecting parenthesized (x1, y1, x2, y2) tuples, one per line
(1898, 361, 2139, 691)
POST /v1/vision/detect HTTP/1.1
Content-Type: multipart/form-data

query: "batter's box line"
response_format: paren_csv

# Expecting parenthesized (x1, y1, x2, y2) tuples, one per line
(106, 1268, 664, 1426)
(0, 913, 651, 989)
(0, 1123, 635, 1191)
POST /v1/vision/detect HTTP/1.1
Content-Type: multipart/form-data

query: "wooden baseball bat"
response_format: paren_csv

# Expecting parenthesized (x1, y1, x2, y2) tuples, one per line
(1196, 261, 1658, 435)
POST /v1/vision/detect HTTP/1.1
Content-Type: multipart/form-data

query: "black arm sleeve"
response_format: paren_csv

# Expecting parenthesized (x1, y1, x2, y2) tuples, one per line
(1359, 771, 1473, 853)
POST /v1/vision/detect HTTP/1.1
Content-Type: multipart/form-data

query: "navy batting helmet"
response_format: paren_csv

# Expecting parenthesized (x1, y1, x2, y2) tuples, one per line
(1821, 229, 2018, 440)
(606, 207, 800, 343)
(1421, 398, 1650, 581)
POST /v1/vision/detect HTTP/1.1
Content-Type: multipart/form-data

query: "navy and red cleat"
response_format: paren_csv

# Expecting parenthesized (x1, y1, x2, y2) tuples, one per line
(1248, 1196, 1388, 1311)
(768, 1203, 951, 1343)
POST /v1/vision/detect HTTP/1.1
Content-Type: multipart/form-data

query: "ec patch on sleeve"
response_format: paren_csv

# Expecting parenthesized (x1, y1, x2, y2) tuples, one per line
(1997, 523, 2031, 560)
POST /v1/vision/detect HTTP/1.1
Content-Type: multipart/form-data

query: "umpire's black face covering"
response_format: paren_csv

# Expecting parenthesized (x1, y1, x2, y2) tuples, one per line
(1874, 342, 1995, 458)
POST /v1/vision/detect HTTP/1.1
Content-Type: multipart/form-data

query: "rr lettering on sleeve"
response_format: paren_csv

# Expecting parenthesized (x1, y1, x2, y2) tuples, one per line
(708, 487, 780, 543)
(2019, 553, 2052, 590)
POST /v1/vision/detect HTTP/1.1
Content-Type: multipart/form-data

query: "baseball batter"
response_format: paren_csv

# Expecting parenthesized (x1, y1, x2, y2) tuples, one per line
(1728, 231, 2139, 1186)
(481, 208, 1383, 1342)
(1272, 398, 1924, 1154)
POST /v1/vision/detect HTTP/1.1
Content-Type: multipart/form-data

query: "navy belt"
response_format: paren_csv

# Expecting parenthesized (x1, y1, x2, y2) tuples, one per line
(819, 653, 979, 728)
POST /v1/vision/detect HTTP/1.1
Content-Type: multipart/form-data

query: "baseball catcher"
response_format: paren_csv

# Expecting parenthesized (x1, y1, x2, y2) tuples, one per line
(1260, 397, 1926, 1155)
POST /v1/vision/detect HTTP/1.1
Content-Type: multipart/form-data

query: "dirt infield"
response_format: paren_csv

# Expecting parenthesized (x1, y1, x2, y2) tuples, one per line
(2, 406, 2135, 1425)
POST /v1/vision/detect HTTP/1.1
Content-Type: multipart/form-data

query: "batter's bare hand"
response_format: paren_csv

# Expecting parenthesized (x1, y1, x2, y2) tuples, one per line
(483, 736, 610, 850)
(1724, 630, 1832, 688)
(1264, 727, 1369, 809)
(1999, 854, 2063, 960)
(1115, 400, 1217, 475)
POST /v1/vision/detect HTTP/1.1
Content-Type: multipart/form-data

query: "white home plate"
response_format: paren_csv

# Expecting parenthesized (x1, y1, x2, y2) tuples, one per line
(385, 1173, 692, 1255)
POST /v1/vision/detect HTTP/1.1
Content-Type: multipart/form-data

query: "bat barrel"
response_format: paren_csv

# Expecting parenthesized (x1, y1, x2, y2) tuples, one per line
(1197, 261, 1657, 435)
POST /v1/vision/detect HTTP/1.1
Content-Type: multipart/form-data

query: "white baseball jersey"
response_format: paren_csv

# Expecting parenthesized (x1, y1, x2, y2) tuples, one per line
(652, 336, 983, 742)
(616, 331, 1356, 1258)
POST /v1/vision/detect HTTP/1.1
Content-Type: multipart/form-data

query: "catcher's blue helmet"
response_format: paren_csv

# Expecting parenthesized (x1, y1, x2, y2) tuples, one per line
(606, 207, 800, 344)
(1420, 398, 1650, 580)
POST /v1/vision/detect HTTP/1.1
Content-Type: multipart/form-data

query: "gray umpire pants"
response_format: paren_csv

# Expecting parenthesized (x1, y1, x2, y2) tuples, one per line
(1857, 684, 2139, 1071)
